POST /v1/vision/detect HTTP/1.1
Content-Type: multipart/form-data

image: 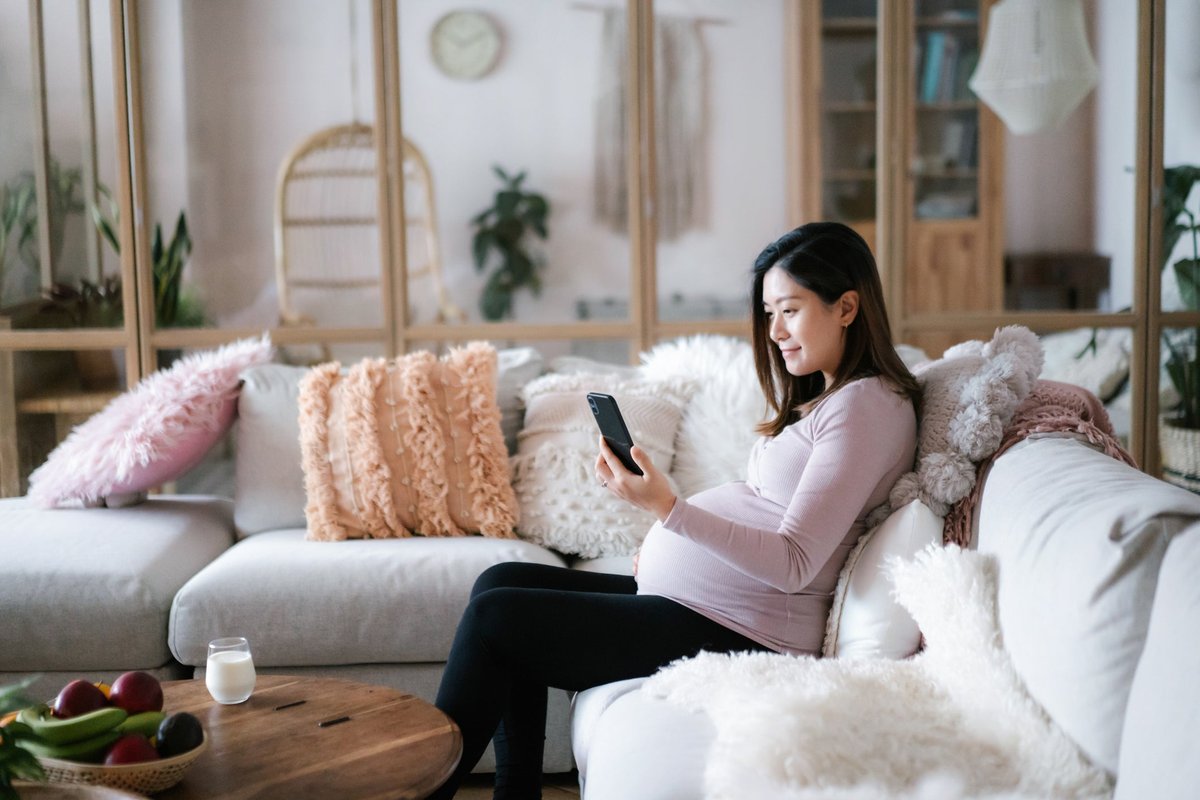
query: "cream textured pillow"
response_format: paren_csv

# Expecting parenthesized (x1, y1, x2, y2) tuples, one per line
(511, 372, 692, 557)
(298, 342, 518, 541)
(822, 499, 943, 659)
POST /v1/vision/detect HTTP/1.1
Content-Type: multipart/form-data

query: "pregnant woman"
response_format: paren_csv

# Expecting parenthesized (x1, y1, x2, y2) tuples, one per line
(429, 221, 919, 799)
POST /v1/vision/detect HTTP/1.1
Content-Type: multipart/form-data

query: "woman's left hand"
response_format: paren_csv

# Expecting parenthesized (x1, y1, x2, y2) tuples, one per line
(595, 437, 677, 521)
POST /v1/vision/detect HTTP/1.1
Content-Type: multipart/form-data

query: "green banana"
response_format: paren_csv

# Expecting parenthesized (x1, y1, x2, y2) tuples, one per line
(19, 729, 121, 762)
(115, 711, 165, 737)
(16, 705, 127, 745)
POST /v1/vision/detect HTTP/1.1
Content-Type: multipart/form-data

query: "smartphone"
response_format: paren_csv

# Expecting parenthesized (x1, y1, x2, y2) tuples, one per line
(587, 392, 643, 476)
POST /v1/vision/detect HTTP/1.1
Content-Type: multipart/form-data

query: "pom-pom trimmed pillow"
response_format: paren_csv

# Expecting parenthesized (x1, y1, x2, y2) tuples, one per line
(511, 372, 692, 558)
(28, 335, 274, 508)
(298, 341, 518, 541)
(888, 325, 1044, 518)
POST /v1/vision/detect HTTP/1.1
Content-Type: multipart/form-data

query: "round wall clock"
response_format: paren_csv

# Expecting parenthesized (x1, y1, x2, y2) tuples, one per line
(430, 10, 503, 81)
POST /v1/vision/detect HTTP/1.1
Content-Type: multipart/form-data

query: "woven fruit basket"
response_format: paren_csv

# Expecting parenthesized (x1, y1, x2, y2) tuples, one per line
(37, 734, 207, 795)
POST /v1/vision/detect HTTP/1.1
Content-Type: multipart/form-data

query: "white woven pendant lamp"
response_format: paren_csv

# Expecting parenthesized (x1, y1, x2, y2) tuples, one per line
(969, 0, 1098, 134)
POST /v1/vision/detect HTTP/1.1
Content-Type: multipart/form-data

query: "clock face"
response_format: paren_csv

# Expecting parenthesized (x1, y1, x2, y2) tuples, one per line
(430, 11, 503, 81)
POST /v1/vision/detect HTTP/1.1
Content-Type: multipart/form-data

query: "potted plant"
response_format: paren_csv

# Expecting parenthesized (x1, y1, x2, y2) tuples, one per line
(1159, 164, 1200, 490)
(37, 277, 125, 388)
(0, 159, 85, 308)
(0, 678, 45, 799)
(92, 190, 206, 330)
(470, 166, 551, 321)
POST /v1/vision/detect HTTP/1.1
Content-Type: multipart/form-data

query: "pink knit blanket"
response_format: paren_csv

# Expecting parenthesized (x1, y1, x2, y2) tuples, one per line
(943, 379, 1137, 547)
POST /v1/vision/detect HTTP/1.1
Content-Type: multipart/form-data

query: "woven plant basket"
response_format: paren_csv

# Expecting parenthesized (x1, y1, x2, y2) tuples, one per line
(37, 735, 206, 795)
(1160, 417, 1200, 493)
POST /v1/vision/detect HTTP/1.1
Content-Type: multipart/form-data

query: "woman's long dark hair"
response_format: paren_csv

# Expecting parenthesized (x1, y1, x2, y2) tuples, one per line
(751, 222, 919, 437)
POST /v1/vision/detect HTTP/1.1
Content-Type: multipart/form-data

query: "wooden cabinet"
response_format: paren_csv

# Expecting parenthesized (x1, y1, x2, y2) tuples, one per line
(801, 0, 1003, 355)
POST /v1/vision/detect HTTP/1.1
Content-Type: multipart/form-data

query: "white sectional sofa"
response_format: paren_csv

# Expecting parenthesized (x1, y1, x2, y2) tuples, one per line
(3, 341, 1199, 797)
(572, 436, 1200, 799)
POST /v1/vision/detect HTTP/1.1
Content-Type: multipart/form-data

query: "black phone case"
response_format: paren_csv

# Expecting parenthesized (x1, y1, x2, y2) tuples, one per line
(587, 392, 643, 476)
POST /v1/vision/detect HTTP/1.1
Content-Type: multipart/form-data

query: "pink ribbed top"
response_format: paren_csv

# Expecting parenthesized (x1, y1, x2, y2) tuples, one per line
(636, 376, 917, 655)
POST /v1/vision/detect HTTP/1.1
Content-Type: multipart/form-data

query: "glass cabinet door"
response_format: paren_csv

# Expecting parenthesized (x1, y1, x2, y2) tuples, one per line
(398, 0, 633, 352)
(650, 0, 791, 328)
(911, 1, 981, 222)
(135, 0, 388, 365)
(820, 0, 879, 236)
(1158, 0, 1200, 487)
(1, 0, 125, 496)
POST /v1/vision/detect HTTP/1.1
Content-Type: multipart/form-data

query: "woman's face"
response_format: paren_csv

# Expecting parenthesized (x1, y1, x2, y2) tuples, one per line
(761, 265, 857, 385)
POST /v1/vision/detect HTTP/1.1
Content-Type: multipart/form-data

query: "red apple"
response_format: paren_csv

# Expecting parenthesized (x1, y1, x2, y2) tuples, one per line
(52, 679, 108, 719)
(108, 671, 163, 714)
(104, 734, 161, 765)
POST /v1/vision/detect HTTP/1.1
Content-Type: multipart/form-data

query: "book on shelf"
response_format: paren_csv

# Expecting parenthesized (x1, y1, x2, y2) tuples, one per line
(939, 116, 978, 168)
(955, 47, 979, 101)
(918, 31, 978, 103)
(920, 31, 945, 103)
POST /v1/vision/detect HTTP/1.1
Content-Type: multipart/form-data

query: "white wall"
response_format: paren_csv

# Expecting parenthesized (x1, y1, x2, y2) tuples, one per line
(1001, 0, 1098, 255)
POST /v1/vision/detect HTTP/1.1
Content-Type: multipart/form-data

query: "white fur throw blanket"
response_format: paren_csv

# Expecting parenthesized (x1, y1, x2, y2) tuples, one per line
(644, 545, 1112, 799)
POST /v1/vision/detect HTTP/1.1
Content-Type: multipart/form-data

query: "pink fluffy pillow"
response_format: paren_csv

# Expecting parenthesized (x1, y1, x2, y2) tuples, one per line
(28, 335, 274, 508)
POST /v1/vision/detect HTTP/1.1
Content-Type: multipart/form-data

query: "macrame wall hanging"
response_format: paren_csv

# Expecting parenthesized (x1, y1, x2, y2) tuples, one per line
(593, 9, 708, 240)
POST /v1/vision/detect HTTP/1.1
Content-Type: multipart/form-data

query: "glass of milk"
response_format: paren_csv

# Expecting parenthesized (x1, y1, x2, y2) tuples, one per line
(206, 637, 256, 704)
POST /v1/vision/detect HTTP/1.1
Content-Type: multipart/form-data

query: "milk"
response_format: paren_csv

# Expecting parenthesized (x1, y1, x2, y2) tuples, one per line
(206, 650, 256, 704)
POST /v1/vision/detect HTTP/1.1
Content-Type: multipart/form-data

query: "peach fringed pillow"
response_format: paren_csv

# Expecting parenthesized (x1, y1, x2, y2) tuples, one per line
(297, 342, 518, 541)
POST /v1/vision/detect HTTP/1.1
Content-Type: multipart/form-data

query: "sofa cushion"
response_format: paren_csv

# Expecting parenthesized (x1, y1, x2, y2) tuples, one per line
(578, 687, 710, 800)
(1115, 520, 1200, 799)
(510, 372, 691, 558)
(234, 363, 309, 536)
(297, 343, 517, 541)
(0, 496, 234, 671)
(168, 531, 567, 667)
(977, 436, 1200, 774)
(29, 336, 272, 508)
(234, 348, 544, 538)
(823, 499, 941, 659)
(637, 335, 763, 497)
(571, 678, 646, 783)
(889, 325, 1043, 518)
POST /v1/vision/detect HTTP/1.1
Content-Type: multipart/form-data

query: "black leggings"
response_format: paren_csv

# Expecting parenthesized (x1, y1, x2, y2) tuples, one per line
(429, 562, 770, 799)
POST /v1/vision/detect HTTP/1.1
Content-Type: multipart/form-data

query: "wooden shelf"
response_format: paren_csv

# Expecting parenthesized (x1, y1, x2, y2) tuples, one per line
(915, 16, 979, 29)
(912, 168, 978, 179)
(825, 101, 877, 113)
(822, 18, 877, 34)
(826, 170, 877, 181)
(916, 101, 978, 111)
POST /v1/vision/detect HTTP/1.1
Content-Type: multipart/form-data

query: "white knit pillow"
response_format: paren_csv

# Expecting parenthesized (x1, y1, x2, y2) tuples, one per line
(511, 372, 692, 558)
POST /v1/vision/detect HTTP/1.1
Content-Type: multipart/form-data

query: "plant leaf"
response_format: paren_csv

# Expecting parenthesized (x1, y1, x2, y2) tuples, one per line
(472, 230, 493, 272)
(1175, 259, 1200, 310)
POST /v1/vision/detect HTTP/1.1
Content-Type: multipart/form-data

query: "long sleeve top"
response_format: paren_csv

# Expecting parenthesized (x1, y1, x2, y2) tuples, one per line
(635, 376, 917, 654)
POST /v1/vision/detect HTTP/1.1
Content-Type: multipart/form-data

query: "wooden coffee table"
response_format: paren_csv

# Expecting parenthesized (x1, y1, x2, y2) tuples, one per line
(156, 675, 461, 800)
